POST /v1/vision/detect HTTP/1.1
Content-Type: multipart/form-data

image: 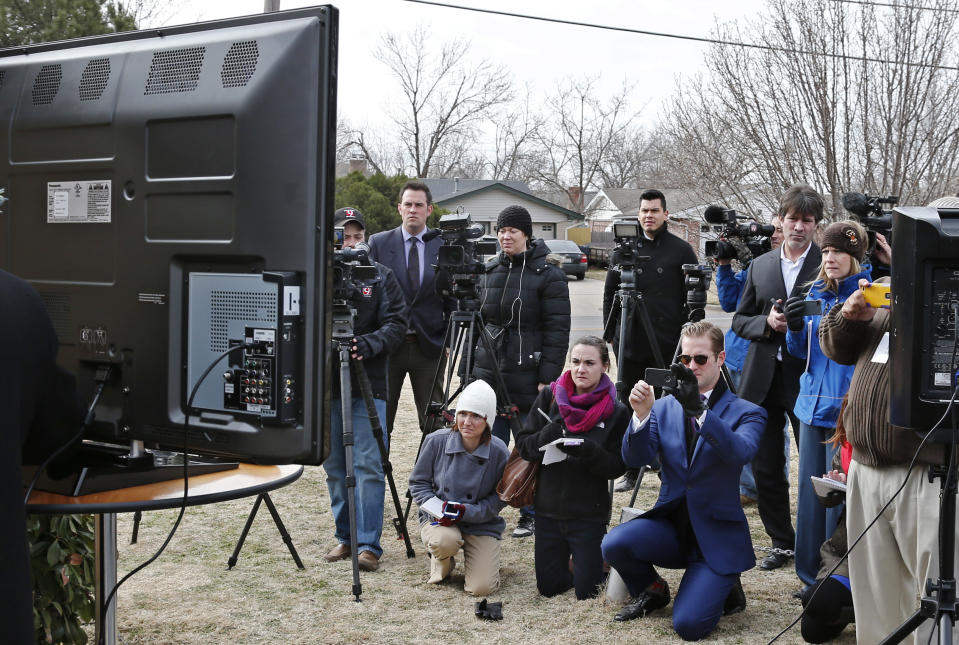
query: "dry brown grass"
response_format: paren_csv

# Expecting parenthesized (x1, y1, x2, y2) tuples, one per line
(96, 362, 855, 645)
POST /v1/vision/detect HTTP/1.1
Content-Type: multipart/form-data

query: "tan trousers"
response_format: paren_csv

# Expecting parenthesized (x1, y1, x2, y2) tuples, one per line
(847, 459, 959, 644)
(420, 522, 501, 596)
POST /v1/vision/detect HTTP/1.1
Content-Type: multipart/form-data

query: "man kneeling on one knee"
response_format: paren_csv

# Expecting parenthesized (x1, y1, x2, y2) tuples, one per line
(602, 321, 766, 641)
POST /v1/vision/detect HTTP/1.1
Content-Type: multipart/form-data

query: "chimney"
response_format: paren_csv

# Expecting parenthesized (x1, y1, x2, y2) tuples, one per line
(348, 158, 368, 175)
(454, 177, 460, 192)
(568, 186, 583, 210)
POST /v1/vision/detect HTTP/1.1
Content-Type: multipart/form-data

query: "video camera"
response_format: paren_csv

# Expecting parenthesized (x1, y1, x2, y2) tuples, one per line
(683, 264, 713, 322)
(842, 192, 896, 265)
(331, 229, 379, 338)
(610, 220, 650, 291)
(702, 204, 775, 267)
(435, 211, 497, 304)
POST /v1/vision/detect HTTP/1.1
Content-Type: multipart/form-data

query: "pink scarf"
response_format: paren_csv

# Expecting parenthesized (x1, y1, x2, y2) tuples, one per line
(550, 370, 616, 434)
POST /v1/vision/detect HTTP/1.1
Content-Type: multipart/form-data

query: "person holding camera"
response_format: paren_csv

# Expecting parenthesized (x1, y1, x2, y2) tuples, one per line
(408, 379, 509, 596)
(322, 207, 409, 572)
(514, 336, 630, 600)
(732, 184, 824, 570)
(783, 220, 872, 589)
(601, 321, 765, 640)
(473, 204, 571, 538)
(603, 189, 697, 493)
(368, 181, 450, 436)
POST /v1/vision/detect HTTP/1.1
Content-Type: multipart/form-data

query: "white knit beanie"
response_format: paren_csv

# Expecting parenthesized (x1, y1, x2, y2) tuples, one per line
(455, 379, 497, 429)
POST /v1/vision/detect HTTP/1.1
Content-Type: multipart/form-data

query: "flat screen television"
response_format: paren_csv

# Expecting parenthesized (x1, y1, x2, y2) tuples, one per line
(0, 6, 337, 465)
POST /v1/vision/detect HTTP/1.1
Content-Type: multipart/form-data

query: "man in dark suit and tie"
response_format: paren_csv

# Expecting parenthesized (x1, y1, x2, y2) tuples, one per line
(368, 181, 450, 435)
(732, 184, 824, 570)
(602, 321, 765, 640)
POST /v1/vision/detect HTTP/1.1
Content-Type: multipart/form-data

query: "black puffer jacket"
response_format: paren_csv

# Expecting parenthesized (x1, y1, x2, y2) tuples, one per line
(515, 385, 629, 522)
(472, 239, 570, 413)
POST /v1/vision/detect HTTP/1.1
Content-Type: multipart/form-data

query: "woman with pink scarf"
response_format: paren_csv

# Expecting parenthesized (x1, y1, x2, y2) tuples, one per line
(515, 335, 630, 599)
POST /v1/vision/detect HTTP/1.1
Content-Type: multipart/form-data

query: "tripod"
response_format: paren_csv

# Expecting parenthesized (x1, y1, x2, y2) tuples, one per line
(402, 294, 522, 526)
(881, 415, 959, 644)
(331, 332, 416, 601)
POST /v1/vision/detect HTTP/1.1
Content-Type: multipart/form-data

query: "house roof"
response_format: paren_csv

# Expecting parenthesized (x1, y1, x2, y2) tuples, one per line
(587, 188, 705, 219)
(422, 178, 532, 203)
(429, 181, 583, 219)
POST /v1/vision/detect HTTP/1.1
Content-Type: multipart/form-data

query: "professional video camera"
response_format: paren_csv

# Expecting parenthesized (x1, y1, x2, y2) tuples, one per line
(682, 263, 713, 322)
(609, 220, 650, 291)
(702, 204, 775, 267)
(331, 232, 379, 337)
(435, 211, 497, 303)
(842, 192, 896, 266)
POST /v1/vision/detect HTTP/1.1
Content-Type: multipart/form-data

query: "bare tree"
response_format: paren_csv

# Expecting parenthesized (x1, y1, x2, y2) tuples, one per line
(530, 76, 638, 210)
(666, 0, 959, 215)
(374, 26, 513, 178)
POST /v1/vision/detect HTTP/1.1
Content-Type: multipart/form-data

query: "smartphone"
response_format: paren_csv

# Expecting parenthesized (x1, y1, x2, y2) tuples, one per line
(333, 226, 344, 249)
(644, 368, 677, 389)
(798, 299, 823, 317)
(861, 283, 891, 308)
(769, 297, 783, 313)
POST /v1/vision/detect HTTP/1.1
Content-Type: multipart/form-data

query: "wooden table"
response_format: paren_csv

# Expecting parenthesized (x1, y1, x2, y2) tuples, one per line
(27, 463, 303, 645)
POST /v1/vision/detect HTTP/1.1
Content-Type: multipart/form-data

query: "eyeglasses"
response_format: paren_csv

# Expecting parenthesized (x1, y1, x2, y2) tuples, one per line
(679, 354, 711, 366)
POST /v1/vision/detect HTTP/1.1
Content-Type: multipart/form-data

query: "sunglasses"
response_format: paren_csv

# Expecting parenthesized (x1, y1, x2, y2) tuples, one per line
(679, 354, 711, 366)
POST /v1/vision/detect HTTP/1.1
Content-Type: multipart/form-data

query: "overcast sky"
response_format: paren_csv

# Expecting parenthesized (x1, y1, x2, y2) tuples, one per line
(159, 0, 767, 129)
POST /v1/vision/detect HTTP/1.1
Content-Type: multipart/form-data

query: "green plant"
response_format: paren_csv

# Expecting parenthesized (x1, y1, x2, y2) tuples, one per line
(28, 514, 96, 644)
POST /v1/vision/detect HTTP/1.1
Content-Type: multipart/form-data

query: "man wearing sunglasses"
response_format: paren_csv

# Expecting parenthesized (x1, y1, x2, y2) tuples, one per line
(602, 321, 765, 640)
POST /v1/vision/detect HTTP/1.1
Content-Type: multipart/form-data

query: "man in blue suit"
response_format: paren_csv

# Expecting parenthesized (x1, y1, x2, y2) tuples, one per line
(368, 181, 450, 435)
(602, 321, 766, 641)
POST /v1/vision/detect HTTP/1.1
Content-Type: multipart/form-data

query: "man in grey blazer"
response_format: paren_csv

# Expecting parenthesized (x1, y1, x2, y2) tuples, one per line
(368, 181, 450, 435)
(732, 184, 823, 571)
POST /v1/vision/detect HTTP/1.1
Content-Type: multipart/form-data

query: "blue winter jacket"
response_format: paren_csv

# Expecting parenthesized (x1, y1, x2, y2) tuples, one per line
(715, 264, 750, 372)
(785, 267, 872, 427)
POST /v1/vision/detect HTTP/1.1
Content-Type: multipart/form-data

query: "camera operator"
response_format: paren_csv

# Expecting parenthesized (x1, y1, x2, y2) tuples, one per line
(716, 213, 786, 505)
(368, 181, 451, 436)
(604, 189, 697, 493)
(2, 269, 80, 643)
(732, 184, 824, 570)
(819, 267, 950, 645)
(472, 204, 571, 538)
(322, 208, 409, 572)
(601, 322, 765, 640)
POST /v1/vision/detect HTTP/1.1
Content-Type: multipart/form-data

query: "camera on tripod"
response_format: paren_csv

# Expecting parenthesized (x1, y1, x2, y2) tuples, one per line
(842, 192, 896, 262)
(702, 204, 775, 267)
(435, 212, 497, 303)
(331, 232, 379, 338)
(609, 220, 650, 290)
(683, 264, 713, 322)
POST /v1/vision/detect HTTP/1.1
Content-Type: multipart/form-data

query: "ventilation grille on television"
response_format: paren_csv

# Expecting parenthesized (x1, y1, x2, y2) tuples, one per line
(221, 41, 258, 88)
(209, 290, 276, 352)
(144, 46, 205, 95)
(32, 64, 62, 105)
(79, 58, 111, 101)
(39, 291, 73, 341)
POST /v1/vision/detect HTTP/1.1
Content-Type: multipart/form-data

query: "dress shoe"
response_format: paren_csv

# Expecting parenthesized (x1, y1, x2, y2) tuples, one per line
(758, 551, 791, 570)
(723, 577, 746, 615)
(740, 494, 756, 506)
(323, 543, 350, 562)
(613, 578, 670, 622)
(358, 550, 380, 572)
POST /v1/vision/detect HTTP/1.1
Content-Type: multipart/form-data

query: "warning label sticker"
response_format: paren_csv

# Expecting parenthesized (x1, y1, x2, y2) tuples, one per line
(47, 180, 111, 223)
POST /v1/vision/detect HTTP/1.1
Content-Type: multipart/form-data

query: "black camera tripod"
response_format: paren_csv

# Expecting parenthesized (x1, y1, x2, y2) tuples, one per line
(330, 305, 416, 601)
(401, 292, 522, 526)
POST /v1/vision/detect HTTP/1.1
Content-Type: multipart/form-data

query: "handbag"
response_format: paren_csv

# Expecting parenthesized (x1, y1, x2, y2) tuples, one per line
(496, 447, 538, 508)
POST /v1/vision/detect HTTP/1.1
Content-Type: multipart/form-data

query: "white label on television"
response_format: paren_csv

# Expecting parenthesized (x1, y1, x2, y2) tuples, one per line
(253, 329, 275, 342)
(283, 286, 301, 316)
(46, 180, 112, 223)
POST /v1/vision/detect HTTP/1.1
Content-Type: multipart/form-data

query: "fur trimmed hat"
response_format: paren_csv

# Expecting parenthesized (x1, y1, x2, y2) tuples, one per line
(455, 379, 497, 429)
(496, 204, 533, 239)
(820, 220, 867, 261)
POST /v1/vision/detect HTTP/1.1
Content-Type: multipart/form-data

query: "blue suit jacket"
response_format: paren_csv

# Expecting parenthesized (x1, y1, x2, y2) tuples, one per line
(368, 226, 448, 358)
(622, 388, 766, 575)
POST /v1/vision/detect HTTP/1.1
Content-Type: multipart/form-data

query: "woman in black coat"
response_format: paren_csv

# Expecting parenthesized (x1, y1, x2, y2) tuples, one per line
(515, 335, 629, 599)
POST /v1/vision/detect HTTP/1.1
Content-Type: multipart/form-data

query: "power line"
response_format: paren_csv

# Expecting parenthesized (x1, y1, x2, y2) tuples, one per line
(835, 0, 959, 12)
(401, 0, 959, 71)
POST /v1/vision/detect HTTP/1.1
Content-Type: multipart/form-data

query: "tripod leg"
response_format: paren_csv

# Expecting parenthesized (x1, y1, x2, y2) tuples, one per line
(634, 294, 666, 369)
(628, 466, 648, 509)
(227, 494, 264, 570)
(130, 510, 141, 545)
(259, 493, 305, 569)
(338, 343, 363, 601)
(352, 357, 416, 559)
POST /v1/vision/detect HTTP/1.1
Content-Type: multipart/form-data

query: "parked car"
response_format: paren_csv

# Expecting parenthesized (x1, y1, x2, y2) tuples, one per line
(544, 238, 588, 280)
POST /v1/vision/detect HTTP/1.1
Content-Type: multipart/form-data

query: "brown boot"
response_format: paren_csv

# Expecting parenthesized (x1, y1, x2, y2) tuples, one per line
(358, 550, 380, 572)
(323, 544, 350, 562)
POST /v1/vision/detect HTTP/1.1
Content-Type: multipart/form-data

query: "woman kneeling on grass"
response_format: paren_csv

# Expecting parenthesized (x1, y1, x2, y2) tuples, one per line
(409, 379, 510, 596)
(515, 335, 630, 599)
